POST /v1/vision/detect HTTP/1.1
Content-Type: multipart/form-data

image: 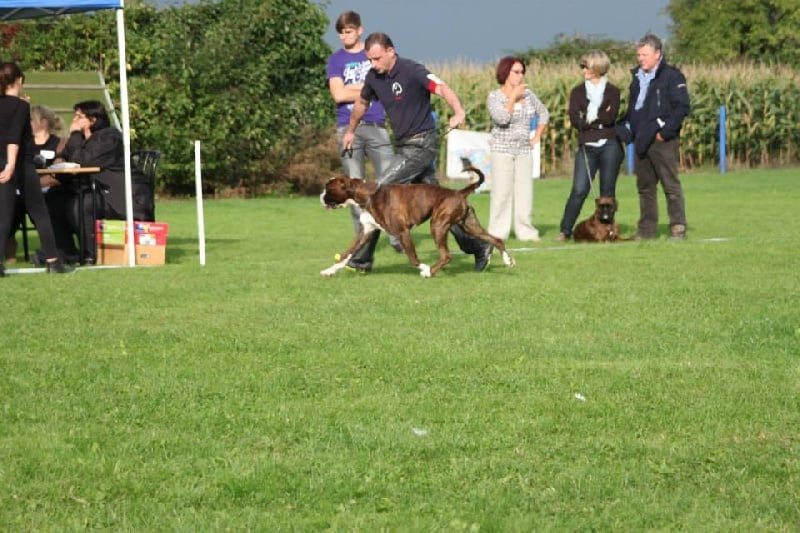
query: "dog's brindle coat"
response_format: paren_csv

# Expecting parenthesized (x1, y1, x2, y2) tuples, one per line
(572, 196, 620, 242)
(320, 165, 515, 277)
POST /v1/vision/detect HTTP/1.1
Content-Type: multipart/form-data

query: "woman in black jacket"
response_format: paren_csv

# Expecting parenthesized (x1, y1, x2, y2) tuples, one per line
(59, 100, 128, 264)
(557, 50, 624, 241)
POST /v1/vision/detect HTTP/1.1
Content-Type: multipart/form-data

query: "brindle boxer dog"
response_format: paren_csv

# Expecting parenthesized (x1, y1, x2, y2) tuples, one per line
(572, 196, 621, 242)
(319, 160, 515, 278)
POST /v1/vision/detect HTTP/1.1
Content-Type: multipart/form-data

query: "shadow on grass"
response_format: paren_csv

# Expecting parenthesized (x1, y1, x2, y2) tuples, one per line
(165, 236, 239, 262)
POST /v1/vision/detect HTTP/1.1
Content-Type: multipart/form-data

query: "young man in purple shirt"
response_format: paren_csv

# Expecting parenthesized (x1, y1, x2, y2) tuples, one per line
(326, 11, 395, 240)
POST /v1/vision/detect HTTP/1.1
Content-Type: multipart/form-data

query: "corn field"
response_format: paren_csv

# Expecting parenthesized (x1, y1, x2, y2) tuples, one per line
(430, 60, 800, 176)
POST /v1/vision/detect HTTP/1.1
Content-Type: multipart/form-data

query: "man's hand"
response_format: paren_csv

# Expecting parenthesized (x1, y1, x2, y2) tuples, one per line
(448, 110, 465, 131)
(342, 130, 356, 152)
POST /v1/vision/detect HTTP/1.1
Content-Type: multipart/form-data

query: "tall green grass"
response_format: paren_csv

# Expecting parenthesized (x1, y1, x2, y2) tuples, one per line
(2, 169, 798, 530)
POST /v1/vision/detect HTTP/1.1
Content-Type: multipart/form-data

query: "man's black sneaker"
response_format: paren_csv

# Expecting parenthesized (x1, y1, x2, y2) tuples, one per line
(345, 261, 372, 274)
(474, 245, 493, 272)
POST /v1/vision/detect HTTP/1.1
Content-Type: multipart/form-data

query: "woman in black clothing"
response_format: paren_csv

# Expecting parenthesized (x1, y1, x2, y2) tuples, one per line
(6, 105, 78, 264)
(59, 100, 127, 263)
(0, 62, 72, 276)
(557, 50, 624, 241)
(30, 104, 82, 263)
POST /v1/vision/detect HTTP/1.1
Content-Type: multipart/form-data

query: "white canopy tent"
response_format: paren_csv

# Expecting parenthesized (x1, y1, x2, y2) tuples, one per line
(1, 0, 137, 266)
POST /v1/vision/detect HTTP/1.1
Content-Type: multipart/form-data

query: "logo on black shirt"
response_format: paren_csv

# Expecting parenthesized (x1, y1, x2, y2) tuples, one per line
(392, 82, 403, 98)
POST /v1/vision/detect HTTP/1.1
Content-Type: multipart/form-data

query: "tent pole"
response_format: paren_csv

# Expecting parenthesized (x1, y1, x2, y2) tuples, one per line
(116, 6, 135, 267)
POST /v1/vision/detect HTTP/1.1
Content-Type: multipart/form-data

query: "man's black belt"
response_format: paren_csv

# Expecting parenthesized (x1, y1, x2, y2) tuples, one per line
(359, 121, 386, 127)
(398, 129, 435, 143)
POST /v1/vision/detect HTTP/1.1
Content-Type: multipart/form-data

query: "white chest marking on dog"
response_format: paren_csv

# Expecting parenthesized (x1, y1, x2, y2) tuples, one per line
(359, 211, 384, 233)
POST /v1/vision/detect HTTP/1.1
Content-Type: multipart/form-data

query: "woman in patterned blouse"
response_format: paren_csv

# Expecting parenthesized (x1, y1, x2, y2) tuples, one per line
(486, 56, 549, 242)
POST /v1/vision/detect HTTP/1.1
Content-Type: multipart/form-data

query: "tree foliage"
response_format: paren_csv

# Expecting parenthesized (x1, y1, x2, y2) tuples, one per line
(131, 0, 334, 193)
(3, 8, 119, 75)
(3, 0, 335, 194)
(516, 33, 636, 68)
(667, 0, 800, 64)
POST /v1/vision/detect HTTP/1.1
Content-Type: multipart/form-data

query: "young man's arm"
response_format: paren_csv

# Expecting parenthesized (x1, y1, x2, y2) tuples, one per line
(328, 77, 364, 104)
(341, 96, 369, 150)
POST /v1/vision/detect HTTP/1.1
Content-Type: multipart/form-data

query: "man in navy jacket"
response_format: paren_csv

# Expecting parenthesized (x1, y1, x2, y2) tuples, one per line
(617, 34, 690, 240)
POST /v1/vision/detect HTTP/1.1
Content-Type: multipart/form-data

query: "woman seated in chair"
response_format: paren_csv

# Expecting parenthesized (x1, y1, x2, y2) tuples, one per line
(58, 100, 129, 264)
(28, 104, 80, 264)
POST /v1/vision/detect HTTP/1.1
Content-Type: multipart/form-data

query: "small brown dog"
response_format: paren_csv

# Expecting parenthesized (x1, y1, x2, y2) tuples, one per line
(573, 196, 620, 242)
(319, 161, 515, 277)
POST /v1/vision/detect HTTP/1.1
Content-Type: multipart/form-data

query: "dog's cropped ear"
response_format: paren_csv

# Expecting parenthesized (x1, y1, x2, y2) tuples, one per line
(341, 175, 359, 195)
(460, 156, 473, 171)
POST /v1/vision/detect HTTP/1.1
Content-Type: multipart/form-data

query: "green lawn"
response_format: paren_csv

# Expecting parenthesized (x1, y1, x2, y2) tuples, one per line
(2, 168, 798, 530)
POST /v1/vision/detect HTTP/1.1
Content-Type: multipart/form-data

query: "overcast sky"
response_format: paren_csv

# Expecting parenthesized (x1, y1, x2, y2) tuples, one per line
(154, 1, 672, 65)
(316, 0, 672, 64)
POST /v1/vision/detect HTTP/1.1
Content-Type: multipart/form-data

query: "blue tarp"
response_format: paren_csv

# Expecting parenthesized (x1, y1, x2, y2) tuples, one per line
(0, 1, 123, 20)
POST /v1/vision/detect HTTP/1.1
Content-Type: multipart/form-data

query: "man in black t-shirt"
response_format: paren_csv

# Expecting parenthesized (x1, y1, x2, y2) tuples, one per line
(341, 32, 493, 273)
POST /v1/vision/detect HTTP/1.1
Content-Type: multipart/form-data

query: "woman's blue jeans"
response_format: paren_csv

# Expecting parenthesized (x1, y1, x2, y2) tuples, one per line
(559, 141, 624, 237)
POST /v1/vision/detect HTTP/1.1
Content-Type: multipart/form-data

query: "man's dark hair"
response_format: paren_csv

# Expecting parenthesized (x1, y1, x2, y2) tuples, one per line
(365, 32, 394, 51)
(637, 34, 663, 52)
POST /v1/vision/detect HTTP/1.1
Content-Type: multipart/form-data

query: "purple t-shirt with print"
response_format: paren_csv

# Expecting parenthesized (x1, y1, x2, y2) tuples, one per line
(326, 48, 386, 127)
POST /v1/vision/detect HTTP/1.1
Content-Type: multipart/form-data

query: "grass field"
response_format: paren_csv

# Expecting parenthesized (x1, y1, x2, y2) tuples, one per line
(2, 168, 798, 530)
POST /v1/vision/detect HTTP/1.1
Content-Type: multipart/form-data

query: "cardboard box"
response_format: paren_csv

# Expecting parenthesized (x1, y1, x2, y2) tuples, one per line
(95, 220, 169, 265)
(97, 244, 166, 266)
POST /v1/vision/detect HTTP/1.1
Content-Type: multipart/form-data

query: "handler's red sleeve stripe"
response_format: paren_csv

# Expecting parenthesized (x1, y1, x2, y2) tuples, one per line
(427, 80, 440, 93)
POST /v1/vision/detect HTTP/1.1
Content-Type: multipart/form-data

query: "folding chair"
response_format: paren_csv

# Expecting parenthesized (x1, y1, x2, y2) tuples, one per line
(131, 150, 161, 222)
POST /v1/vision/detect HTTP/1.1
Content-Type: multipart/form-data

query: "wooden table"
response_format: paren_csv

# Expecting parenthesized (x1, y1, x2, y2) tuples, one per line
(36, 166, 101, 264)
(36, 166, 101, 177)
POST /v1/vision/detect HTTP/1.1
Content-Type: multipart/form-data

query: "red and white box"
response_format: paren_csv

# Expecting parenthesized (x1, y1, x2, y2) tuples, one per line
(95, 220, 169, 265)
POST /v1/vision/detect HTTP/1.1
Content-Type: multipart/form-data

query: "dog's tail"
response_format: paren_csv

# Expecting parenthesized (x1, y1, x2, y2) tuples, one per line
(459, 157, 485, 197)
